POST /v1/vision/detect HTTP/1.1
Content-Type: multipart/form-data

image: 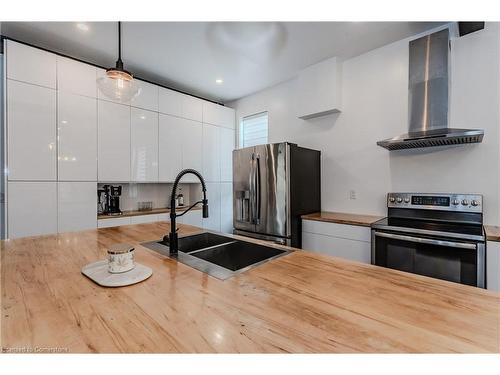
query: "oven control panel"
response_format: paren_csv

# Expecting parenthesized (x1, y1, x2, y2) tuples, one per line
(387, 193, 483, 212)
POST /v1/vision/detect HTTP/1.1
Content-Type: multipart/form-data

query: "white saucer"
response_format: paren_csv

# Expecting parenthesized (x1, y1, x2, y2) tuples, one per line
(82, 260, 153, 287)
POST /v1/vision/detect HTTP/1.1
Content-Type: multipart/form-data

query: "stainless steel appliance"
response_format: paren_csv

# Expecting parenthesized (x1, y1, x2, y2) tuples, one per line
(98, 185, 123, 216)
(371, 193, 486, 288)
(233, 142, 321, 247)
(377, 28, 484, 150)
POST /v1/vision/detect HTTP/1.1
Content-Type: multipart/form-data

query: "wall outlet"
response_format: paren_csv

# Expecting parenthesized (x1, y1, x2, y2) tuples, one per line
(349, 190, 357, 200)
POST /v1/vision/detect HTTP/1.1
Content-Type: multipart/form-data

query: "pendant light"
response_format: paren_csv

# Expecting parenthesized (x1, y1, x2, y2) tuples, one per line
(97, 21, 140, 102)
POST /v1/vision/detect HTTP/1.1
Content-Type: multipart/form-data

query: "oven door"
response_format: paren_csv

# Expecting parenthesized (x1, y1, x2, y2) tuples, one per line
(371, 230, 485, 288)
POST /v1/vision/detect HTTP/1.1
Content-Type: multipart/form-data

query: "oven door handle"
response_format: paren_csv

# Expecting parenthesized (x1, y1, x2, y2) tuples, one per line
(374, 232, 477, 250)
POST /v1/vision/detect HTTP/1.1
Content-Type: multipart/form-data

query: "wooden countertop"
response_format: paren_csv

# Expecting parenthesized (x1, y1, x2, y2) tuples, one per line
(485, 226, 500, 242)
(302, 211, 383, 227)
(98, 205, 201, 220)
(1, 223, 499, 353)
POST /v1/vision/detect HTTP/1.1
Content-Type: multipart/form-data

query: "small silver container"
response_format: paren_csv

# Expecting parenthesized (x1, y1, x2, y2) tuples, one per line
(107, 243, 135, 273)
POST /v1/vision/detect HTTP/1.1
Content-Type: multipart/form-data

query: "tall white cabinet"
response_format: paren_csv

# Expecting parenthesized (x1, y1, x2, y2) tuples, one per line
(7, 80, 57, 180)
(4, 40, 235, 239)
(131, 108, 159, 182)
(98, 100, 131, 182)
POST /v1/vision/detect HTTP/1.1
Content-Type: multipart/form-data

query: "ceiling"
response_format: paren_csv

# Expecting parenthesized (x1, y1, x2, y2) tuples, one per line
(1, 22, 446, 102)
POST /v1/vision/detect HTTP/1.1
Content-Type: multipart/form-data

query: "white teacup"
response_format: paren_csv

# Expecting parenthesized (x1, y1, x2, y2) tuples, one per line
(108, 243, 135, 273)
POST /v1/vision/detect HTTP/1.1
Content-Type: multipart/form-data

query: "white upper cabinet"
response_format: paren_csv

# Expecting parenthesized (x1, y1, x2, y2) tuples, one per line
(182, 95, 203, 122)
(202, 102, 235, 129)
(159, 87, 203, 121)
(58, 92, 97, 181)
(57, 56, 97, 98)
(180, 119, 203, 182)
(202, 123, 221, 182)
(219, 127, 235, 182)
(6, 40, 56, 88)
(8, 181, 58, 239)
(159, 116, 202, 182)
(158, 114, 183, 182)
(203, 182, 221, 232)
(131, 80, 159, 112)
(7, 80, 56, 180)
(131, 108, 159, 182)
(58, 182, 97, 233)
(159, 87, 183, 118)
(98, 100, 131, 181)
(296, 56, 342, 119)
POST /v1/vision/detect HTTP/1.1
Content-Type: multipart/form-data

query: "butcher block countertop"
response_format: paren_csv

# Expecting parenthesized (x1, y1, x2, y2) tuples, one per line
(302, 211, 383, 227)
(1, 223, 499, 353)
(485, 226, 500, 242)
(97, 205, 201, 220)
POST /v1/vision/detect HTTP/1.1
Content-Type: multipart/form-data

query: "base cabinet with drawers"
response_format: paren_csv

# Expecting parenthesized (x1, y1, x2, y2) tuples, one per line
(302, 219, 371, 264)
(487, 241, 500, 292)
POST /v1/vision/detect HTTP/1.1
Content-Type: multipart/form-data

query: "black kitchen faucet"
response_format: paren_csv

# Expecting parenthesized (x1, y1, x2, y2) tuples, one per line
(164, 169, 209, 254)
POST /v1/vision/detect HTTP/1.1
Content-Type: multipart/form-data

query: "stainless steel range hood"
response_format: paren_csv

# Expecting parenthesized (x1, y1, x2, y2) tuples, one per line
(377, 28, 484, 151)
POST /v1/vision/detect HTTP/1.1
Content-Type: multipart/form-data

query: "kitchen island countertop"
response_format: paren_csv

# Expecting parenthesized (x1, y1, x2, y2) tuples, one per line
(1, 223, 499, 353)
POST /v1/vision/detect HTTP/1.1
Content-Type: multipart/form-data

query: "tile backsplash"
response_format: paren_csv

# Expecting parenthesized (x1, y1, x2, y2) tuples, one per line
(98, 183, 198, 212)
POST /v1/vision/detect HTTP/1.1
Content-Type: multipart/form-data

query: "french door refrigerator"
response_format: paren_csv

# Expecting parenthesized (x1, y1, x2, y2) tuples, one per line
(233, 142, 320, 248)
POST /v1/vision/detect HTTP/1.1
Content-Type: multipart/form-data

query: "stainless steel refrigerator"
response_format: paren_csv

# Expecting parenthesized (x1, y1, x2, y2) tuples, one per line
(233, 142, 321, 248)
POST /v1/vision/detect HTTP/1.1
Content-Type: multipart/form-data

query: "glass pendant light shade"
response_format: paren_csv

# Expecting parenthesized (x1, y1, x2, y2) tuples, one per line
(97, 68, 141, 103)
(97, 21, 140, 103)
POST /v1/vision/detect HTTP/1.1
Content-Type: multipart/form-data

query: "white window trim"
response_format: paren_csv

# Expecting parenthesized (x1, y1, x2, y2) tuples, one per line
(238, 111, 268, 149)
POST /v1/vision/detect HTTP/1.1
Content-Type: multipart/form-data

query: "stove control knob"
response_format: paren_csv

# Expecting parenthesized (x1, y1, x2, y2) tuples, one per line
(404, 197, 410, 203)
(389, 197, 395, 203)
(452, 199, 460, 205)
(471, 200, 479, 206)
(396, 197, 403, 203)
(461, 199, 469, 206)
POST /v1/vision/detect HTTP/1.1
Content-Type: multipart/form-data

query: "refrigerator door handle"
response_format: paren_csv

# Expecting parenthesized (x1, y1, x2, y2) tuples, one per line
(250, 152, 256, 224)
(255, 153, 261, 225)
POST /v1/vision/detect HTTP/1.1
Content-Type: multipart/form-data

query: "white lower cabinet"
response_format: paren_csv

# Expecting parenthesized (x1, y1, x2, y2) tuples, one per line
(98, 217, 131, 228)
(487, 241, 500, 292)
(58, 182, 97, 233)
(130, 214, 159, 225)
(203, 182, 221, 231)
(220, 182, 233, 234)
(302, 220, 371, 264)
(157, 213, 170, 222)
(179, 210, 203, 227)
(8, 182, 57, 239)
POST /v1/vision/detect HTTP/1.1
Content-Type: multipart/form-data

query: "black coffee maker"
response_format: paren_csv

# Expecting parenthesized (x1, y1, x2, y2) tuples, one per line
(99, 185, 122, 216)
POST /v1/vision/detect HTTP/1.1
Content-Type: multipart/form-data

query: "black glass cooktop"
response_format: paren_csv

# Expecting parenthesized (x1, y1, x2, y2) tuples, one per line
(372, 217, 485, 239)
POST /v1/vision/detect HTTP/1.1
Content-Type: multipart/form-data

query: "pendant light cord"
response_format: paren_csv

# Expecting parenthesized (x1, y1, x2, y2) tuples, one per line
(116, 21, 123, 70)
(118, 21, 121, 61)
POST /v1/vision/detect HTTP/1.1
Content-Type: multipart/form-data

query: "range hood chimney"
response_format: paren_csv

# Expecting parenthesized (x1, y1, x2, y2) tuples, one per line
(377, 28, 484, 151)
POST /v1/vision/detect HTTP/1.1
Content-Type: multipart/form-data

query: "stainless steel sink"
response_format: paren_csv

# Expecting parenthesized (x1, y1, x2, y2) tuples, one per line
(141, 233, 290, 279)
(160, 232, 235, 254)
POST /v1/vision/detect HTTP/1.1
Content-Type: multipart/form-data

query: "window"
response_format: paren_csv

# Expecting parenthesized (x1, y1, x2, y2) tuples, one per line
(240, 112, 268, 148)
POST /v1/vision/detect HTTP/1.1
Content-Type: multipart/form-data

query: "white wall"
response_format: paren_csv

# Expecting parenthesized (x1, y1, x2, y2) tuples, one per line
(229, 23, 500, 225)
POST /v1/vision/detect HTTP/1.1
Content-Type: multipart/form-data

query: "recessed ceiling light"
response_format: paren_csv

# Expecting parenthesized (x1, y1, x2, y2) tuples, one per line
(76, 23, 89, 32)
(215, 78, 223, 85)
